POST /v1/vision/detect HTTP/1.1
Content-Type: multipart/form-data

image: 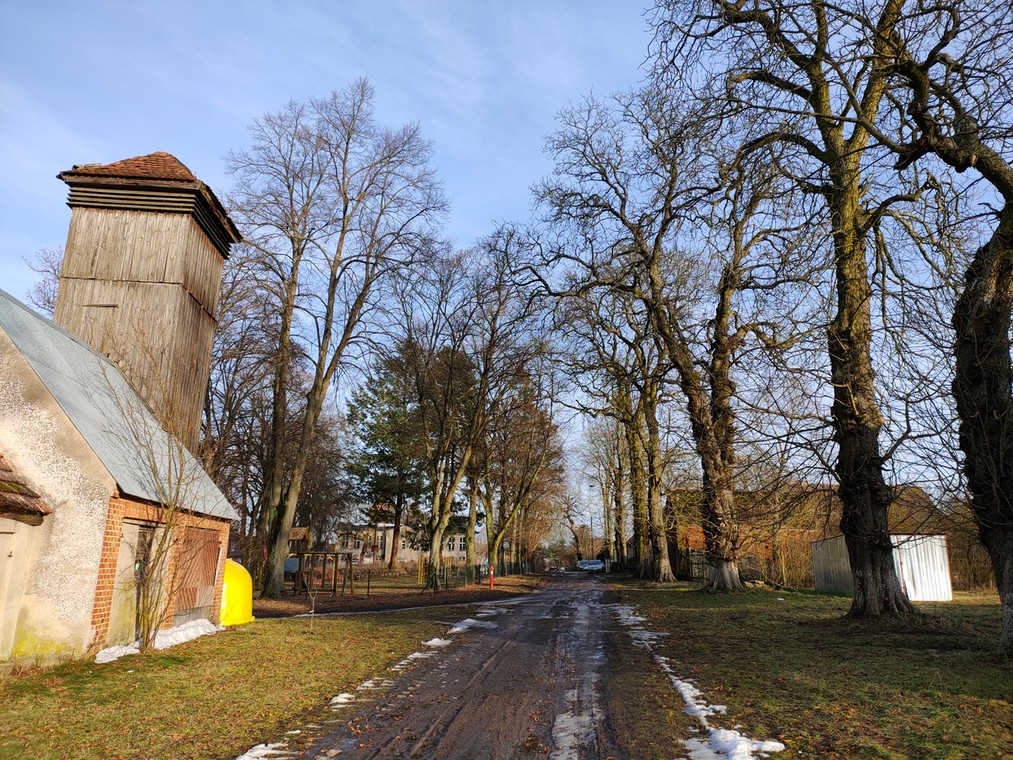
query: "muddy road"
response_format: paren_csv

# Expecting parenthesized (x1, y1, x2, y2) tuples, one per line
(249, 574, 624, 759)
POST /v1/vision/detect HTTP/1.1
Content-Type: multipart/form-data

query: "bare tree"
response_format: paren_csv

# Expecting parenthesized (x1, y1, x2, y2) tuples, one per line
(535, 89, 803, 589)
(871, 0, 1013, 653)
(22, 246, 63, 316)
(396, 234, 544, 588)
(651, 1, 920, 613)
(227, 79, 446, 597)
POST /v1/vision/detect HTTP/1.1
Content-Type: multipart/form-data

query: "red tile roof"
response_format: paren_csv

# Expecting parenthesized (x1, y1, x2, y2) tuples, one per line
(0, 454, 51, 522)
(60, 152, 198, 182)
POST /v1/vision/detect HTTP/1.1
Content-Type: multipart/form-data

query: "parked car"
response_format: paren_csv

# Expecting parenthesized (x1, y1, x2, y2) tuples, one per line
(576, 559, 605, 573)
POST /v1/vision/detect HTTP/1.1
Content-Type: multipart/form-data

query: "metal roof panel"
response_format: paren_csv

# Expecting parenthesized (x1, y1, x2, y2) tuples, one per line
(0, 289, 236, 521)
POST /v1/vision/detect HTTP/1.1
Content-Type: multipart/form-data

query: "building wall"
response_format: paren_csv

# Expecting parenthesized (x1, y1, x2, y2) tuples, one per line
(93, 496, 231, 647)
(812, 534, 954, 601)
(0, 333, 116, 665)
(55, 208, 224, 451)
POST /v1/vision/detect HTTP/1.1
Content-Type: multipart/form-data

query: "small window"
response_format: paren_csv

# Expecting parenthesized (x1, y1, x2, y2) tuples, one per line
(446, 538, 454, 551)
(458, 536, 467, 551)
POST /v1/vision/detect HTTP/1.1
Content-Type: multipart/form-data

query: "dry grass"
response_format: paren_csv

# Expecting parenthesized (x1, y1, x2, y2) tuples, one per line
(0, 575, 543, 760)
(606, 580, 1012, 759)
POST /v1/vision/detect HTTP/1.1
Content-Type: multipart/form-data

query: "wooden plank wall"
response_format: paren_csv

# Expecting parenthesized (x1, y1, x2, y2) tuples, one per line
(54, 208, 225, 451)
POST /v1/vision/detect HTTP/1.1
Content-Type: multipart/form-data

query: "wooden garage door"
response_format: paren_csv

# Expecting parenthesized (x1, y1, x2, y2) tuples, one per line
(173, 527, 220, 625)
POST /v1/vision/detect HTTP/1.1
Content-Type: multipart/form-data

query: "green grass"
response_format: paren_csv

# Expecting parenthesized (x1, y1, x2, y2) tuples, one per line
(0, 609, 451, 760)
(608, 581, 1012, 758)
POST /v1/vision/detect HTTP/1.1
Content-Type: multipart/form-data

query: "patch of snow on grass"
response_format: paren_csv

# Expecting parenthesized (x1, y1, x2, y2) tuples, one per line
(95, 619, 221, 663)
(234, 741, 294, 758)
(609, 604, 785, 759)
(423, 637, 453, 647)
(329, 693, 356, 706)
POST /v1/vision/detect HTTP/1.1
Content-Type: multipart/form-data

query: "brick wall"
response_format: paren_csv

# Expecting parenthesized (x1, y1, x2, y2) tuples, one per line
(90, 493, 231, 648)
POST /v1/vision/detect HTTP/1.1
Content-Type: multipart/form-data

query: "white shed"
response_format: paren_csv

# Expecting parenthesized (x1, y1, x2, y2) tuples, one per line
(812, 534, 953, 602)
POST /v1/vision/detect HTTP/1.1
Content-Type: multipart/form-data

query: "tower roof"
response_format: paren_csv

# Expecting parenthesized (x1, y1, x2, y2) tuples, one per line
(60, 152, 199, 182)
(58, 152, 241, 256)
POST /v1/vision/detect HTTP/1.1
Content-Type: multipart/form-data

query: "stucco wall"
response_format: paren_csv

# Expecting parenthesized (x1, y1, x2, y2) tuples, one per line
(0, 331, 115, 664)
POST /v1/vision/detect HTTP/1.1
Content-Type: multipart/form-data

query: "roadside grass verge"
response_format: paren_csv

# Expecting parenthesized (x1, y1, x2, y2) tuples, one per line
(609, 580, 1011, 758)
(0, 609, 454, 760)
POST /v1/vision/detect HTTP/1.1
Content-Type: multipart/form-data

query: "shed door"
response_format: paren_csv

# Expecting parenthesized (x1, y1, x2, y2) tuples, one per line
(0, 527, 31, 660)
(0, 531, 17, 659)
(173, 527, 221, 625)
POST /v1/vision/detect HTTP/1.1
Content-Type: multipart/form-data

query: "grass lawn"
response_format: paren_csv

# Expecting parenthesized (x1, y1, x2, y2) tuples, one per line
(0, 608, 455, 760)
(608, 580, 1012, 759)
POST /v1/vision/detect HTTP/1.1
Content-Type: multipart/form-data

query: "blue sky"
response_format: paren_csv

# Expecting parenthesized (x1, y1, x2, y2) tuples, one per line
(0, 1, 652, 301)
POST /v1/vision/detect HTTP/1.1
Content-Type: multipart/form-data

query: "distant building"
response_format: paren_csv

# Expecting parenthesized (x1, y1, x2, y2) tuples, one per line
(0, 153, 240, 667)
(311, 523, 481, 567)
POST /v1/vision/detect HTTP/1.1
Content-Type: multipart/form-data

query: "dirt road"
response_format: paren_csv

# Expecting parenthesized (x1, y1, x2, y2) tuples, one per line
(242, 574, 623, 759)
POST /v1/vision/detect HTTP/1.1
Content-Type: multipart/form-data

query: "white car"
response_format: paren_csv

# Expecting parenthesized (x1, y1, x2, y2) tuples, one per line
(576, 559, 605, 573)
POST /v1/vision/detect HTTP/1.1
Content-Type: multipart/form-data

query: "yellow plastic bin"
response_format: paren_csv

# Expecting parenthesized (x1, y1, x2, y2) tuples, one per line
(220, 559, 255, 626)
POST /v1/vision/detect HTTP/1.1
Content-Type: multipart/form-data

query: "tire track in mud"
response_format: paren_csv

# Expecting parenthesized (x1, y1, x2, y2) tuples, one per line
(237, 576, 619, 760)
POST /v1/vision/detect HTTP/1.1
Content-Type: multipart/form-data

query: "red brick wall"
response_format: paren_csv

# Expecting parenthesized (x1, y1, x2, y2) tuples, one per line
(90, 493, 231, 647)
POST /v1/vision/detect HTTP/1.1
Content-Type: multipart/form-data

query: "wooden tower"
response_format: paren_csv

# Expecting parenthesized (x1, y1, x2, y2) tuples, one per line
(54, 153, 241, 451)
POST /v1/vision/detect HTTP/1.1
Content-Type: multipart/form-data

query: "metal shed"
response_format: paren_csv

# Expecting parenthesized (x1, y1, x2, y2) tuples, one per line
(812, 534, 953, 601)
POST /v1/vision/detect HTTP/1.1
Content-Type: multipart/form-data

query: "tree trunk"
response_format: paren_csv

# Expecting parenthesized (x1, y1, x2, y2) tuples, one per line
(625, 411, 651, 578)
(951, 213, 1013, 655)
(644, 382, 676, 582)
(613, 464, 627, 571)
(388, 492, 404, 570)
(465, 479, 478, 584)
(828, 183, 910, 617)
(699, 467, 743, 591)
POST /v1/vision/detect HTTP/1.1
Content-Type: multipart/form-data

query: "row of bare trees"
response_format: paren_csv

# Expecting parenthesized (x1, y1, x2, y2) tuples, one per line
(522, 0, 1011, 654)
(196, 82, 566, 594)
(26, 2, 1010, 653)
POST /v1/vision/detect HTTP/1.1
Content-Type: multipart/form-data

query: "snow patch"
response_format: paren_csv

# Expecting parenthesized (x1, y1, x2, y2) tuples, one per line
(329, 693, 356, 706)
(234, 741, 295, 758)
(423, 637, 453, 647)
(551, 679, 600, 759)
(609, 604, 785, 758)
(95, 619, 222, 663)
(449, 617, 499, 633)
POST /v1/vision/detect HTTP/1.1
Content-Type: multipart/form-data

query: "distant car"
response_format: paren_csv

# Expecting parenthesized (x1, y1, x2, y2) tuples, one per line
(577, 559, 605, 573)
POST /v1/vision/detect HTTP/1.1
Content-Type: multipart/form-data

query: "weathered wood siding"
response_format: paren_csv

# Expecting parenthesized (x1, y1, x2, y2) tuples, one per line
(54, 207, 224, 451)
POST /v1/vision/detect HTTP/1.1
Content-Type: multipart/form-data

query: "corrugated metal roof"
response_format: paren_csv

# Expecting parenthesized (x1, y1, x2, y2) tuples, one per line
(0, 289, 236, 521)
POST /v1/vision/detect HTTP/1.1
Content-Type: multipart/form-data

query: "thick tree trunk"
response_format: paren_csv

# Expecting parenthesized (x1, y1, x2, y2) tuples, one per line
(951, 213, 1013, 655)
(700, 476, 743, 591)
(624, 412, 651, 578)
(828, 184, 910, 618)
(644, 384, 676, 582)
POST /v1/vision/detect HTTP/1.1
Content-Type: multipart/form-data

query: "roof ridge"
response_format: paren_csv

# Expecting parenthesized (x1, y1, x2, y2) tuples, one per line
(60, 152, 198, 182)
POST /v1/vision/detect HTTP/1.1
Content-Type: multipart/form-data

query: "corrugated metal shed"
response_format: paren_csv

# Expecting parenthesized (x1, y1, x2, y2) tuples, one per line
(0, 289, 236, 521)
(812, 534, 953, 601)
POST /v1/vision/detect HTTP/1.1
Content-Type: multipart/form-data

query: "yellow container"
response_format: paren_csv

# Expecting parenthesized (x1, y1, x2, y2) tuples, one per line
(219, 559, 255, 626)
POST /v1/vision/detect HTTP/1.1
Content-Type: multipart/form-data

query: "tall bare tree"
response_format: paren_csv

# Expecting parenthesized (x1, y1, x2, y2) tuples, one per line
(227, 79, 446, 597)
(869, 0, 1013, 653)
(652, 0, 918, 612)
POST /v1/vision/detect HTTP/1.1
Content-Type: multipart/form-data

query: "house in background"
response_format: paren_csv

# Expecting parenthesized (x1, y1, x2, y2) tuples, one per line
(313, 523, 480, 568)
(0, 153, 240, 667)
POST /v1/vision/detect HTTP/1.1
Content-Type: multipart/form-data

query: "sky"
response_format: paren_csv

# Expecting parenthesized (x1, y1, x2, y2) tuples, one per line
(0, 1, 653, 302)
